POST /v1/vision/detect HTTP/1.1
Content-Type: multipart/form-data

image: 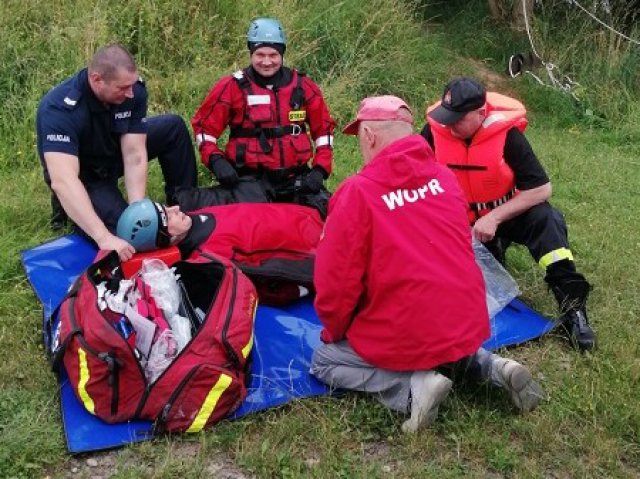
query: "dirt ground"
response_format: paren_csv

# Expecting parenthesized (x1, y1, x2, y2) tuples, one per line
(47, 442, 252, 479)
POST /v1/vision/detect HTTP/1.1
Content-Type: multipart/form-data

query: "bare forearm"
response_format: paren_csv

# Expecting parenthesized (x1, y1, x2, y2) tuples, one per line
(121, 133, 148, 203)
(472, 183, 552, 243)
(490, 183, 551, 225)
(123, 156, 148, 203)
(45, 151, 135, 259)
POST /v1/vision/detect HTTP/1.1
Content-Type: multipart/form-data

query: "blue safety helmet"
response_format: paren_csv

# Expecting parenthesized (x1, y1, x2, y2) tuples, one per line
(116, 198, 171, 252)
(247, 17, 287, 48)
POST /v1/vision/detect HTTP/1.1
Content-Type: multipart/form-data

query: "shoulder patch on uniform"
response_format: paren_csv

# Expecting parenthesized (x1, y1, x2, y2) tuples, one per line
(232, 70, 244, 80)
(62, 87, 81, 110)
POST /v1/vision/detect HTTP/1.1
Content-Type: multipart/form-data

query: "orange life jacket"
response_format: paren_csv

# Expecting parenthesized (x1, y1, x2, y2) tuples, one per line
(427, 92, 528, 223)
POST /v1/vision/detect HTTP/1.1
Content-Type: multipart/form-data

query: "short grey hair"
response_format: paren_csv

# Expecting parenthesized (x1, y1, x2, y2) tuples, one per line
(88, 44, 137, 81)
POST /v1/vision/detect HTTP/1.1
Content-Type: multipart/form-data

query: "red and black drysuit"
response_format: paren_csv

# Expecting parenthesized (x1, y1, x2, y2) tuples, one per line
(186, 66, 335, 216)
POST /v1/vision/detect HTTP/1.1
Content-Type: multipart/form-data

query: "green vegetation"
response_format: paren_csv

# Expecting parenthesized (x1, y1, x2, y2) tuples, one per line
(1, 0, 639, 477)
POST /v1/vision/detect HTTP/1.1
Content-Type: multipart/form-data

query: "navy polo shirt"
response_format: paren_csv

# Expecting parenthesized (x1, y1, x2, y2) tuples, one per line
(36, 68, 148, 182)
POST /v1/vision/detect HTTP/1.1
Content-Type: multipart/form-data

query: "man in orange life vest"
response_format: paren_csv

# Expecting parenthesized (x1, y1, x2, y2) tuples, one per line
(190, 18, 335, 211)
(421, 77, 595, 352)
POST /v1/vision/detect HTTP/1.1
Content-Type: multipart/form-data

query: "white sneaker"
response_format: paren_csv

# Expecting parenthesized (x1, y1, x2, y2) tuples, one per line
(491, 358, 544, 413)
(401, 370, 453, 433)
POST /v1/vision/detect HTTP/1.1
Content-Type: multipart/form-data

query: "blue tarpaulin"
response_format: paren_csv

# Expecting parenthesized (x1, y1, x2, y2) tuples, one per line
(21, 234, 554, 453)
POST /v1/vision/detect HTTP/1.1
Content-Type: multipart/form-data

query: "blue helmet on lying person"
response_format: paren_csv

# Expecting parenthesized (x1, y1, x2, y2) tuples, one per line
(116, 198, 171, 251)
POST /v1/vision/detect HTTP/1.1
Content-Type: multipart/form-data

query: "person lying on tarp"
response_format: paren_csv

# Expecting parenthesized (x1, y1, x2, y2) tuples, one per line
(310, 95, 544, 433)
(116, 199, 323, 305)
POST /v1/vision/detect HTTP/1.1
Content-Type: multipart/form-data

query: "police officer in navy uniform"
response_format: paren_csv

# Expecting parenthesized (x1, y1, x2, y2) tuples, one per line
(188, 18, 335, 214)
(36, 44, 197, 260)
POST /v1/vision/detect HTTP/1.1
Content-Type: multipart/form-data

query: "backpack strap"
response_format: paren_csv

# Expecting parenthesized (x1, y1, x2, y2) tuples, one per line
(289, 70, 306, 110)
(232, 69, 257, 165)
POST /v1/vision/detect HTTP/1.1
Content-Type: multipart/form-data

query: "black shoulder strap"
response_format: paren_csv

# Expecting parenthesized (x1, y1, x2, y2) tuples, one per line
(233, 69, 255, 137)
(290, 70, 306, 110)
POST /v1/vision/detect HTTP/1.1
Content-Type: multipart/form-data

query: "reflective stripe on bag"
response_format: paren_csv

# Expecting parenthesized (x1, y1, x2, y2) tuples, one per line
(241, 298, 258, 359)
(186, 374, 233, 432)
(77, 348, 96, 415)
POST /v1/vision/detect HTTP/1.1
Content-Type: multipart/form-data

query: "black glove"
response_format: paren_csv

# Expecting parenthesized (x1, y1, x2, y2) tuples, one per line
(209, 155, 239, 187)
(299, 166, 326, 194)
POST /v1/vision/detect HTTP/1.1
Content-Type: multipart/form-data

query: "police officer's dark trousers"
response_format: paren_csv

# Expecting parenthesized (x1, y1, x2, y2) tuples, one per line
(83, 114, 197, 236)
(145, 114, 198, 202)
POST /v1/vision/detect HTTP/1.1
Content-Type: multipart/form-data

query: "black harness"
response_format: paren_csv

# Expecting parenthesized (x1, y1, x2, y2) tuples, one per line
(232, 69, 306, 167)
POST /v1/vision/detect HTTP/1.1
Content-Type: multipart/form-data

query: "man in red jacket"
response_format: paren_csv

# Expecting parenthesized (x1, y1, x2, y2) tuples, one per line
(311, 95, 543, 432)
(189, 18, 335, 212)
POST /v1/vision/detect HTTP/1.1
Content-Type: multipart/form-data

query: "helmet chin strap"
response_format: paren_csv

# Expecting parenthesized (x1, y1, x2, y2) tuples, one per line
(157, 230, 171, 248)
(152, 202, 171, 248)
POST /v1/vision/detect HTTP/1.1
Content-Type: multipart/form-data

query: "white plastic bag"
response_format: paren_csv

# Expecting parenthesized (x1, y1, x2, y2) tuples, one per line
(140, 259, 181, 314)
(473, 239, 520, 318)
(166, 313, 191, 352)
(145, 329, 178, 383)
(140, 258, 192, 352)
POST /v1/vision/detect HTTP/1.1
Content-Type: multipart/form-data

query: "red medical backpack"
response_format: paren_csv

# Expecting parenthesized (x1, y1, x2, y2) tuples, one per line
(51, 250, 257, 432)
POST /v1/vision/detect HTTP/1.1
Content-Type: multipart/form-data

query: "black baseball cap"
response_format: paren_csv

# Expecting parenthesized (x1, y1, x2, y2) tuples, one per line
(428, 77, 487, 125)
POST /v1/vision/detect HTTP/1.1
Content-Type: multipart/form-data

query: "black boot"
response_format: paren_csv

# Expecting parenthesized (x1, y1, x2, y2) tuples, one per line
(560, 308, 596, 352)
(50, 192, 68, 231)
(551, 279, 596, 352)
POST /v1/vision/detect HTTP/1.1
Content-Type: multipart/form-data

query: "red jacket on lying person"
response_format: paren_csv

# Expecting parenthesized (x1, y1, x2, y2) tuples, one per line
(180, 203, 323, 305)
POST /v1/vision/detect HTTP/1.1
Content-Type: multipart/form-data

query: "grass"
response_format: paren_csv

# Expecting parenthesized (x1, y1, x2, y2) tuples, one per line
(1, 0, 639, 477)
